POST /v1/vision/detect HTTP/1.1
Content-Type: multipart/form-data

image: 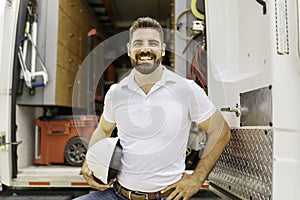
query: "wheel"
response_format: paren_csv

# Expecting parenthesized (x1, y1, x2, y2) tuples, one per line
(64, 136, 88, 166)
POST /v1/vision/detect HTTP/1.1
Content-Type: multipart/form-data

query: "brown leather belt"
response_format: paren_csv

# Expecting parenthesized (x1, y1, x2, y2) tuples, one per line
(114, 181, 173, 200)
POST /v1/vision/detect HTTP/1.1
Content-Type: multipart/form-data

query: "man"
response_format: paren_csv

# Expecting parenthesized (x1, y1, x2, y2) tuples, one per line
(75, 17, 231, 200)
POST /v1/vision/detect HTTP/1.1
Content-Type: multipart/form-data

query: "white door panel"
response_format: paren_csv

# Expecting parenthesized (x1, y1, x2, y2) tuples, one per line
(0, 0, 20, 186)
(206, 0, 270, 127)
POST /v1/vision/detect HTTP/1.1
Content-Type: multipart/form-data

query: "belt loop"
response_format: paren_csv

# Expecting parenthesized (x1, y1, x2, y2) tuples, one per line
(128, 191, 132, 200)
(145, 193, 149, 200)
(117, 184, 121, 193)
(114, 181, 121, 195)
(155, 192, 159, 200)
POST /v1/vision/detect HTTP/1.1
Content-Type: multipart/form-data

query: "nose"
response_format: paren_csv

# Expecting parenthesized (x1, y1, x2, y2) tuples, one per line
(140, 45, 151, 52)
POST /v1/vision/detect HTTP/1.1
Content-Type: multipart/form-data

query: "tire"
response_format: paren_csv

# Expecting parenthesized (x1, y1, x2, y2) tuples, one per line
(64, 136, 88, 166)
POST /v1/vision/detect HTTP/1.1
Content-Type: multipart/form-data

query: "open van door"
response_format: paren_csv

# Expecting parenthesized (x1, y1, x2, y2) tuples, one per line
(205, 0, 300, 199)
(0, 0, 21, 186)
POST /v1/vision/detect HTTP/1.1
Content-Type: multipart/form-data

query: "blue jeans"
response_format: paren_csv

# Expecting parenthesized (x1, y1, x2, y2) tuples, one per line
(73, 187, 168, 200)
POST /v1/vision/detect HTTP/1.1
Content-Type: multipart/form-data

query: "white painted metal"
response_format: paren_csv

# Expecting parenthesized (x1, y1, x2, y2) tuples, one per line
(269, 0, 300, 199)
(0, 0, 20, 186)
(206, 0, 271, 128)
(16, 106, 36, 168)
(0, 1, 4, 187)
(206, 0, 300, 199)
(174, 0, 189, 77)
(0, 0, 94, 188)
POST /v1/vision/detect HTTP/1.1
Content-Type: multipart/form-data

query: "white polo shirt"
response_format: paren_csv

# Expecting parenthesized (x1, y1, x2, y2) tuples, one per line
(103, 67, 216, 192)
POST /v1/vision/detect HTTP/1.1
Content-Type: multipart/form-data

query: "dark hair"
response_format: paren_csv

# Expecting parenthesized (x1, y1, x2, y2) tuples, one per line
(129, 17, 164, 42)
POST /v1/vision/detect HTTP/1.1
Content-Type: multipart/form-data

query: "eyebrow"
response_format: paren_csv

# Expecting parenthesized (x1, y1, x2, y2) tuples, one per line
(148, 40, 160, 44)
(132, 39, 143, 43)
(132, 39, 160, 44)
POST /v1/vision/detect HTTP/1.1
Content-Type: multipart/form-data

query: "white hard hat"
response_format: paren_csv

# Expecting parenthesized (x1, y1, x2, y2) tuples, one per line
(86, 137, 122, 184)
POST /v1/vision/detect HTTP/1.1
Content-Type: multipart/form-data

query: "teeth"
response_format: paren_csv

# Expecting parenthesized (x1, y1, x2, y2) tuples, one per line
(139, 56, 152, 61)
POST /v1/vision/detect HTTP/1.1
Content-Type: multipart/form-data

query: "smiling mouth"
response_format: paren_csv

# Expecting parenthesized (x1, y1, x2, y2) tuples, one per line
(136, 52, 156, 64)
(138, 56, 153, 63)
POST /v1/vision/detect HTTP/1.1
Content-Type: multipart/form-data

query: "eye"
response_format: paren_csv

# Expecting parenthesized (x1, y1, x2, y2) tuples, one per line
(149, 41, 160, 47)
(132, 41, 143, 47)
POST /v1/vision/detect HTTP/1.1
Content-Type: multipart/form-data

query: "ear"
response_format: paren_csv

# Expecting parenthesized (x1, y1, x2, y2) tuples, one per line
(161, 43, 166, 57)
(127, 43, 131, 57)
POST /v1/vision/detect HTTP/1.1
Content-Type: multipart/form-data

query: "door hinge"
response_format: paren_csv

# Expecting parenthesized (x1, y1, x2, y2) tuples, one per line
(6, 0, 13, 7)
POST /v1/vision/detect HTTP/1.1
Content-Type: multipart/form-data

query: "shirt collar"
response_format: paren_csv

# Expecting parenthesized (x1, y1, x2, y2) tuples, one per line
(119, 65, 177, 90)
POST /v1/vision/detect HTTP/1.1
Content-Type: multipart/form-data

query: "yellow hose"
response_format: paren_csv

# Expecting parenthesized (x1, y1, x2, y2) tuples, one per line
(191, 0, 205, 20)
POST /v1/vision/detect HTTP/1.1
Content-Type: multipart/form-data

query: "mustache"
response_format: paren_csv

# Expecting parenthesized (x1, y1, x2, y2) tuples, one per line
(136, 51, 156, 60)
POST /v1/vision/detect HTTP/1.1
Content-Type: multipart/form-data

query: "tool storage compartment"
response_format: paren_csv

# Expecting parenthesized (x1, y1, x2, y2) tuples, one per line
(17, 0, 103, 107)
(34, 115, 98, 166)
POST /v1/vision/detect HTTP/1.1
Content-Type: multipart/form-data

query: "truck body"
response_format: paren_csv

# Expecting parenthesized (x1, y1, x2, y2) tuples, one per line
(204, 0, 300, 199)
(0, 0, 300, 199)
(0, 0, 95, 189)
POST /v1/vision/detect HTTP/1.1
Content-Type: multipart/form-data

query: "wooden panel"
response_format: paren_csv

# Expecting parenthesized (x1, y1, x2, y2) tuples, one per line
(57, 42, 80, 74)
(60, 0, 88, 29)
(55, 66, 76, 106)
(58, 8, 81, 56)
(60, 0, 88, 59)
(55, 0, 103, 107)
(80, 32, 88, 61)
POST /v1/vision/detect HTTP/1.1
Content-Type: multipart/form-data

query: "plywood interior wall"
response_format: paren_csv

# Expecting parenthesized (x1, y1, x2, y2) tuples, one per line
(56, 0, 101, 107)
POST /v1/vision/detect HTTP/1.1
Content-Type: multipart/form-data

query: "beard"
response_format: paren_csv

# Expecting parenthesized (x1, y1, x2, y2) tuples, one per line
(130, 51, 162, 74)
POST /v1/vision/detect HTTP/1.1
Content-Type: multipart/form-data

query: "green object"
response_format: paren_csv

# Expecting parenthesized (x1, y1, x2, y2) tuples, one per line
(17, 78, 24, 95)
(29, 78, 35, 95)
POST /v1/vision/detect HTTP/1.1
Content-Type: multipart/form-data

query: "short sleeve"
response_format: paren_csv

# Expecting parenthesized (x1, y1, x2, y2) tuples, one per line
(102, 84, 117, 123)
(188, 80, 216, 123)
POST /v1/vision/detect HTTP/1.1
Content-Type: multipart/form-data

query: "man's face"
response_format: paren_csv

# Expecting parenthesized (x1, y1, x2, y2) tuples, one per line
(127, 28, 166, 74)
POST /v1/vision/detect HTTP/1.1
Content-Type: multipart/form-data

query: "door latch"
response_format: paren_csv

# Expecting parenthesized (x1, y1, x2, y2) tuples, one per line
(220, 103, 241, 117)
(0, 132, 22, 148)
(256, 0, 267, 15)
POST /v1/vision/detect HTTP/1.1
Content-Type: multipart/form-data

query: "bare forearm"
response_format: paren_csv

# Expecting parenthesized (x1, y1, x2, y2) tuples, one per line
(192, 119, 231, 184)
(88, 124, 109, 148)
(88, 115, 116, 148)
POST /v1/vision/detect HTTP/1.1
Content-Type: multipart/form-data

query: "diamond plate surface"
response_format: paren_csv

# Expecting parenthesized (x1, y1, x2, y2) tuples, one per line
(209, 129, 273, 200)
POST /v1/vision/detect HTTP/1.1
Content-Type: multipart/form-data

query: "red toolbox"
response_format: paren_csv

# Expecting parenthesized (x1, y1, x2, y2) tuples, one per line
(34, 115, 98, 166)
